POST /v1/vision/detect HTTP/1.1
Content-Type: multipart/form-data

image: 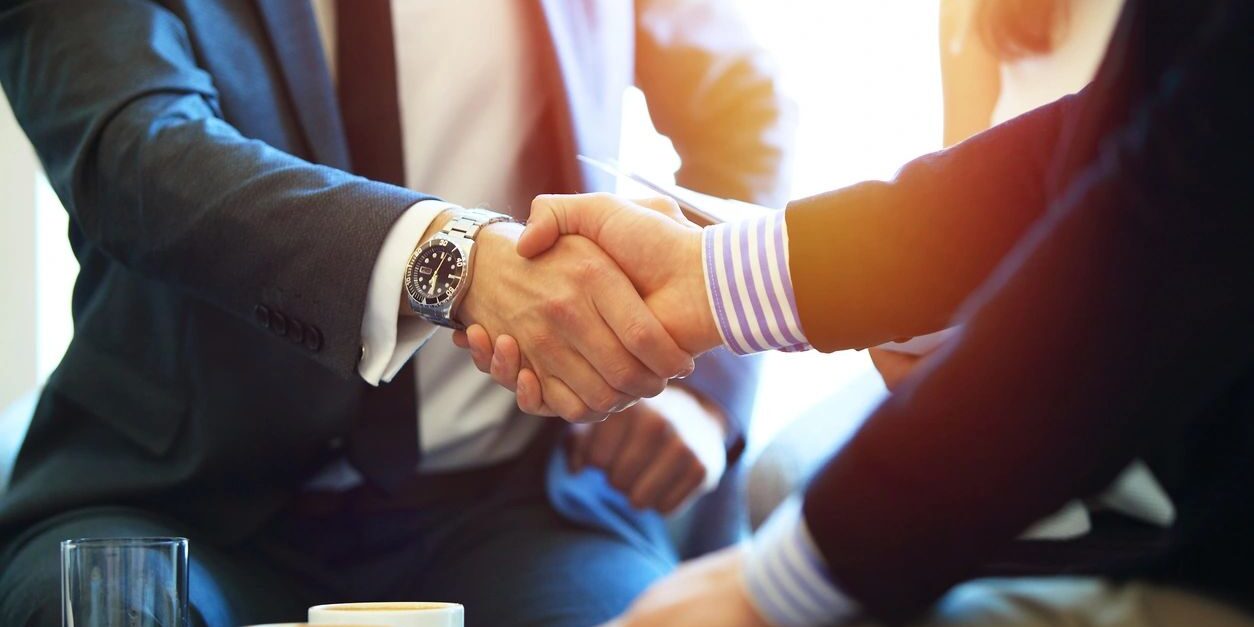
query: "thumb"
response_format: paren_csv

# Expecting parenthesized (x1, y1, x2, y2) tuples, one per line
(517, 193, 619, 258)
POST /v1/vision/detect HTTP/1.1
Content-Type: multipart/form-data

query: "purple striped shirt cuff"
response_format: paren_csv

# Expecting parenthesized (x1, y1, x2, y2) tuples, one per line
(702, 211, 811, 355)
(744, 497, 857, 626)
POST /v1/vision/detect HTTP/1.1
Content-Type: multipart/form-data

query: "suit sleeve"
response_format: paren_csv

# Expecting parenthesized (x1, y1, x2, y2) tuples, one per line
(800, 5, 1254, 622)
(784, 92, 1076, 351)
(634, 0, 796, 207)
(0, 0, 434, 378)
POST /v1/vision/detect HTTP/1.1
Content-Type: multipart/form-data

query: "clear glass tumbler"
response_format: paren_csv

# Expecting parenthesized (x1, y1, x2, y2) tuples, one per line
(61, 537, 189, 627)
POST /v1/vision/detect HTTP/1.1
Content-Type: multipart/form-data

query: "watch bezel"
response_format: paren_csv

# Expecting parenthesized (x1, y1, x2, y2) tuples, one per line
(404, 237, 469, 308)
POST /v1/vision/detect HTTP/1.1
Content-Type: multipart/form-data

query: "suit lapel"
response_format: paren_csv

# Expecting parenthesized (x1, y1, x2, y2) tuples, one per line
(254, 0, 350, 170)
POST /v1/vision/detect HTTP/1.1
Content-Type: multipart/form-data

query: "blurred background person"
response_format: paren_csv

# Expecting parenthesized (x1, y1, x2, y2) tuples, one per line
(937, 0, 1124, 149)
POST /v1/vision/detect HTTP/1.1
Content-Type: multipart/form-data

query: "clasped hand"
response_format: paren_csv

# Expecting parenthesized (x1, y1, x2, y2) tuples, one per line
(453, 194, 722, 420)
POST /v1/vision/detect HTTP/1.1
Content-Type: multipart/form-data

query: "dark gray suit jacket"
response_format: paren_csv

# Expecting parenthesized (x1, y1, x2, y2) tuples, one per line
(0, 0, 791, 545)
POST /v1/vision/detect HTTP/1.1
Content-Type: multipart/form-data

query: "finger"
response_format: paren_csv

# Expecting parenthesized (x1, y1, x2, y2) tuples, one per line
(541, 372, 610, 423)
(451, 330, 470, 348)
(584, 412, 631, 471)
(631, 196, 691, 226)
(628, 442, 691, 510)
(552, 347, 634, 417)
(539, 302, 643, 410)
(589, 270, 694, 382)
(607, 410, 668, 492)
(515, 368, 555, 416)
(656, 464, 707, 515)
(465, 324, 493, 355)
(555, 289, 668, 400)
(519, 193, 622, 258)
(464, 324, 494, 373)
(489, 334, 523, 392)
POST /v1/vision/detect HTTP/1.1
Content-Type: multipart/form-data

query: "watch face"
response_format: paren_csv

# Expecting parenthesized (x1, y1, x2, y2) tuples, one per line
(406, 239, 467, 306)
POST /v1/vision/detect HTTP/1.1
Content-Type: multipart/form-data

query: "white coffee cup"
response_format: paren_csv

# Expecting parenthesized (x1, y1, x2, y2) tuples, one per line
(308, 602, 464, 627)
(242, 623, 375, 627)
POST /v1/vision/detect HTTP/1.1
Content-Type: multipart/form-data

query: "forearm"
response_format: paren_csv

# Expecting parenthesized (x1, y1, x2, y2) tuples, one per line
(785, 90, 1078, 351)
(0, 0, 432, 376)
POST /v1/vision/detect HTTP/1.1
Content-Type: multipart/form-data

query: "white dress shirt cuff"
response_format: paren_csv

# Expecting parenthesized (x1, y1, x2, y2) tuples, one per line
(744, 496, 859, 626)
(702, 211, 812, 355)
(358, 199, 460, 385)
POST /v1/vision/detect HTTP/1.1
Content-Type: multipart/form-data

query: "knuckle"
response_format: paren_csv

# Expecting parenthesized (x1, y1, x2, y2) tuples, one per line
(689, 461, 707, 483)
(642, 418, 670, 441)
(641, 376, 667, 399)
(664, 438, 688, 458)
(590, 390, 626, 415)
(526, 330, 561, 354)
(606, 361, 650, 394)
(657, 196, 681, 214)
(575, 257, 609, 282)
(539, 298, 578, 326)
(608, 469, 632, 491)
(620, 319, 657, 356)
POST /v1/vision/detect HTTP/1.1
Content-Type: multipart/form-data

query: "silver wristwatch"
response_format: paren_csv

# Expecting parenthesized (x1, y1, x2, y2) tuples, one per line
(404, 207, 514, 329)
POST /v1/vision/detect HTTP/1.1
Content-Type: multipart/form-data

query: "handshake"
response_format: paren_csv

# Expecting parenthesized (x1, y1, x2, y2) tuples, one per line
(447, 193, 725, 423)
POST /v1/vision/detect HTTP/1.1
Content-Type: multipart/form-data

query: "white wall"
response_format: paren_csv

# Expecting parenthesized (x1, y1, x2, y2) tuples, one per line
(0, 92, 38, 410)
(0, 91, 77, 412)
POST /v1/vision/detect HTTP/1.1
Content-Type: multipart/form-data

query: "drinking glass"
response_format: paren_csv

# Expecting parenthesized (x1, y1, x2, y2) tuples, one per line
(61, 537, 189, 627)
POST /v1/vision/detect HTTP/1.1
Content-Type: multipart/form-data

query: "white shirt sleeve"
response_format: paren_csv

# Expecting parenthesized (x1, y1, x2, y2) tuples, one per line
(358, 199, 460, 386)
(743, 496, 859, 626)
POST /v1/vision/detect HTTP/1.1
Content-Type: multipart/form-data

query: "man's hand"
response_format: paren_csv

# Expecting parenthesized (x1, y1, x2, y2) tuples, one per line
(601, 547, 769, 627)
(520, 193, 723, 355)
(452, 220, 694, 422)
(453, 194, 723, 410)
(569, 386, 728, 514)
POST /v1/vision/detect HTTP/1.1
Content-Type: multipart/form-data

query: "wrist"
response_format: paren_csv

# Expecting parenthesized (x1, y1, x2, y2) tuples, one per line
(454, 220, 523, 327)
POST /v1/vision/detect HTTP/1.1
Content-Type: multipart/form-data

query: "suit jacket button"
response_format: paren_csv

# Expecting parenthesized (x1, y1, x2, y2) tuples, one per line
(269, 311, 288, 336)
(288, 319, 305, 343)
(254, 305, 271, 329)
(304, 326, 323, 352)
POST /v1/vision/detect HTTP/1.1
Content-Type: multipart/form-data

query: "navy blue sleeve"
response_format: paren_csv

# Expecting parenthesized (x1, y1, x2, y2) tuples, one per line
(0, 0, 432, 376)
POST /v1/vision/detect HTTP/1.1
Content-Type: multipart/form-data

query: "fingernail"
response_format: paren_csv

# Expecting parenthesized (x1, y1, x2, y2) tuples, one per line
(674, 361, 696, 379)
